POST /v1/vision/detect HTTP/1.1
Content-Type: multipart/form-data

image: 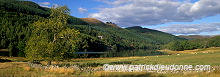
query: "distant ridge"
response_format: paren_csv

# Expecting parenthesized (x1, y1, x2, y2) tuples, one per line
(125, 26, 186, 44)
(106, 23, 119, 27)
(80, 18, 118, 27)
(179, 35, 212, 39)
(80, 18, 106, 26)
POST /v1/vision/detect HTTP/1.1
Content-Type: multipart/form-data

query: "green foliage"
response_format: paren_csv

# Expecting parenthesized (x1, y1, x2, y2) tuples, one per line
(166, 41, 183, 51)
(73, 25, 186, 52)
(0, 0, 50, 17)
(165, 36, 220, 51)
(24, 6, 79, 62)
(166, 40, 201, 51)
(126, 26, 186, 44)
(208, 36, 220, 47)
(68, 16, 89, 25)
(0, 0, 87, 57)
(0, 10, 41, 56)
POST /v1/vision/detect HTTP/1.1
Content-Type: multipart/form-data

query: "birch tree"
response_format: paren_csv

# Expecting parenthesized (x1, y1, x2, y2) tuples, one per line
(25, 5, 79, 65)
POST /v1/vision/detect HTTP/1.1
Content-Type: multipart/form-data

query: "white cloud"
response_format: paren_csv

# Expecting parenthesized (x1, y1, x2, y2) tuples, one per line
(39, 2, 50, 5)
(156, 22, 220, 35)
(38, 2, 59, 8)
(89, 0, 220, 27)
(78, 7, 88, 13)
(39, 2, 51, 8)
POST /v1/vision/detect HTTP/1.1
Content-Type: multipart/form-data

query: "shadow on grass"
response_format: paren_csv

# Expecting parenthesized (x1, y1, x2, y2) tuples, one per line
(0, 58, 12, 63)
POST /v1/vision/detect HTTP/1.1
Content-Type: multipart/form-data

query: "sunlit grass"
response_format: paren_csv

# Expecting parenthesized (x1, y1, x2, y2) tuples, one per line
(159, 47, 220, 55)
(72, 51, 220, 66)
(0, 47, 220, 76)
(0, 62, 43, 77)
(92, 70, 220, 77)
(93, 71, 162, 77)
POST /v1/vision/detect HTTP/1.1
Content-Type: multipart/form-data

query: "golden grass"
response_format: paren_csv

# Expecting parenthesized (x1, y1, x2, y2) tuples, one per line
(80, 18, 119, 27)
(0, 62, 78, 77)
(0, 62, 43, 77)
(159, 47, 220, 55)
(1, 47, 220, 76)
(93, 71, 161, 77)
(43, 67, 75, 74)
(0, 63, 13, 68)
(106, 23, 119, 27)
(93, 70, 220, 77)
(80, 18, 105, 26)
(23, 66, 31, 71)
(40, 61, 60, 65)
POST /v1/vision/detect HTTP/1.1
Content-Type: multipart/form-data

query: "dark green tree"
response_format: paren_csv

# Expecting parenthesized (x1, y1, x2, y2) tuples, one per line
(208, 36, 220, 47)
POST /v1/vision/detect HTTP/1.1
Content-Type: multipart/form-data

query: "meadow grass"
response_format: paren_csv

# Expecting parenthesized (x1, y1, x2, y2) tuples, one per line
(0, 62, 43, 77)
(0, 62, 80, 77)
(0, 47, 220, 77)
(71, 49, 220, 66)
(92, 70, 220, 77)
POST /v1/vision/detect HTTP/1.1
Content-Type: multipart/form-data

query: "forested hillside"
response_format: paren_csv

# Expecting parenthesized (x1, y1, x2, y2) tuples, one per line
(126, 26, 186, 44)
(0, 0, 88, 57)
(165, 35, 220, 51)
(0, 0, 185, 57)
(179, 35, 211, 40)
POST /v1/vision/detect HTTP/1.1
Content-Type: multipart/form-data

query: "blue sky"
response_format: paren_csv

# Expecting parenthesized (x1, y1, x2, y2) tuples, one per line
(32, 0, 220, 36)
(32, 0, 103, 17)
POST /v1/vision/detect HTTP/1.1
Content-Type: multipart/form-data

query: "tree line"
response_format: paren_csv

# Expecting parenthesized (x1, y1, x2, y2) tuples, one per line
(164, 36, 220, 51)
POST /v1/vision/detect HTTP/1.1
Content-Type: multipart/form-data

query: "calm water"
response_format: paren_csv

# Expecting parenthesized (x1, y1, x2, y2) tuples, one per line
(75, 49, 169, 58)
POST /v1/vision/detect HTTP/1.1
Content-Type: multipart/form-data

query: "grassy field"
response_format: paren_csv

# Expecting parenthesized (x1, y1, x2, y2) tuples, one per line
(1, 47, 220, 77)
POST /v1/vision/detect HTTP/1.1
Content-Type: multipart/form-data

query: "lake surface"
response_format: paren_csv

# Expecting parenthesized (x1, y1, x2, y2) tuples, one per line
(75, 49, 169, 58)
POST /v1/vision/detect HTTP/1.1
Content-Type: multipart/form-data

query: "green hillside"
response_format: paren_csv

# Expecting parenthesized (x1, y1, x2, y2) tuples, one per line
(71, 24, 186, 52)
(0, 0, 50, 17)
(126, 26, 186, 44)
(0, 0, 186, 57)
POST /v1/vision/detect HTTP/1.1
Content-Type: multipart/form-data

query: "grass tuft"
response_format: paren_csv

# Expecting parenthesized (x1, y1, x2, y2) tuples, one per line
(23, 66, 31, 71)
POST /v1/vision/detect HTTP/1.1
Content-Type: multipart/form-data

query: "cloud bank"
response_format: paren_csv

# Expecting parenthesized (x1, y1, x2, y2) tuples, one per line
(89, 0, 220, 27)
(156, 22, 220, 35)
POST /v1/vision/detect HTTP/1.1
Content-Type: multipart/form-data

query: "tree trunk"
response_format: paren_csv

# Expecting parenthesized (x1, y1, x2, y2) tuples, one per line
(53, 34, 56, 42)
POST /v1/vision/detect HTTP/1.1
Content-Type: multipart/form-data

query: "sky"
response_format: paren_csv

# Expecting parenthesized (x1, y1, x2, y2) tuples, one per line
(31, 0, 220, 36)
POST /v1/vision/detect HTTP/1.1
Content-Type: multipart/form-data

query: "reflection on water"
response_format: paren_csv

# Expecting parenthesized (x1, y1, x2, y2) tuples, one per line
(75, 49, 169, 58)
(75, 52, 108, 54)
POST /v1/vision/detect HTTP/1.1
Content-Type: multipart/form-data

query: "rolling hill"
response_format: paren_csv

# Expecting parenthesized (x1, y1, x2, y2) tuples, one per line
(80, 18, 119, 27)
(0, 0, 186, 57)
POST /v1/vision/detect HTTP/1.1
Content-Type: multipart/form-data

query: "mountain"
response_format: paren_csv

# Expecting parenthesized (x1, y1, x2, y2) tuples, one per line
(80, 18, 106, 26)
(126, 26, 186, 44)
(0, 0, 186, 57)
(80, 18, 119, 27)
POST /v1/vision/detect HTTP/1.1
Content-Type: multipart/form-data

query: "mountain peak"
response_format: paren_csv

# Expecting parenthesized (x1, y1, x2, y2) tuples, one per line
(80, 18, 118, 27)
(80, 18, 106, 26)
